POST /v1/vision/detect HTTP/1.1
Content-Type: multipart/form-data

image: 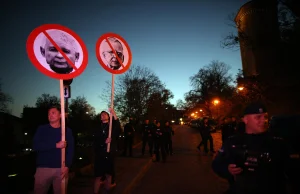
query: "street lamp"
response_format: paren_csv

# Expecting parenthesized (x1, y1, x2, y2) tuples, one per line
(212, 99, 220, 118)
(213, 99, 220, 105)
(238, 87, 244, 91)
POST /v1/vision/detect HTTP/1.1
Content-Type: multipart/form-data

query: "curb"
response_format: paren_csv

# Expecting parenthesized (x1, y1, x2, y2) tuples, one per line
(121, 158, 153, 194)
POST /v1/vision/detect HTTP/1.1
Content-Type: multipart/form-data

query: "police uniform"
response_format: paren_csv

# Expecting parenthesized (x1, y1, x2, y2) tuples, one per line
(212, 102, 291, 194)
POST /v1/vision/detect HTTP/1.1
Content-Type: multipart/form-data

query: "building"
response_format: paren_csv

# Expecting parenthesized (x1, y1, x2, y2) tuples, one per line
(0, 112, 24, 150)
(235, 0, 300, 115)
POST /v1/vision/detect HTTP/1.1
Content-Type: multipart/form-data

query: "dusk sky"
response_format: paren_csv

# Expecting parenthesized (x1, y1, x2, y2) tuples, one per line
(1, 0, 248, 117)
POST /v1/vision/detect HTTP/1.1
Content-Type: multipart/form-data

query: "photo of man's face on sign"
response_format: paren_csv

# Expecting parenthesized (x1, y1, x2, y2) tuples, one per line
(33, 29, 83, 74)
(99, 37, 129, 71)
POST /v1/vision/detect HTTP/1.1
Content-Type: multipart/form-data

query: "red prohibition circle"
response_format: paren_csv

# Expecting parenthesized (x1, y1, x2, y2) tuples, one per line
(26, 24, 88, 80)
(95, 33, 132, 74)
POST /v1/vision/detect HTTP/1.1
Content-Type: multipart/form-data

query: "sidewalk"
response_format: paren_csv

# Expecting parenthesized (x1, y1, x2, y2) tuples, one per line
(68, 141, 153, 194)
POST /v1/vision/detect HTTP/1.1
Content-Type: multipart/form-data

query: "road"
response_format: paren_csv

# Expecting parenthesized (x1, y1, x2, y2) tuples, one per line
(25, 125, 227, 194)
(131, 124, 228, 194)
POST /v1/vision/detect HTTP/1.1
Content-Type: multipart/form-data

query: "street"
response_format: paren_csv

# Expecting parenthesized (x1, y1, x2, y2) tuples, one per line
(65, 124, 228, 194)
(131, 124, 228, 194)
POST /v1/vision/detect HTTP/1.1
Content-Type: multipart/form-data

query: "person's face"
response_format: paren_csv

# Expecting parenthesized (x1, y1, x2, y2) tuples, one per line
(100, 112, 109, 122)
(40, 36, 79, 74)
(102, 41, 123, 70)
(157, 122, 160, 127)
(48, 108, 61, 123)
(145, 120, 149, 124)
(243, 113, 268, 133)
(165, 122, 169, 126)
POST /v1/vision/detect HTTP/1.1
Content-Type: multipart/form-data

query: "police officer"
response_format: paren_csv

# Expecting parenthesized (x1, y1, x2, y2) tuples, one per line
(221, 117, 235, 144)
(212, 102, 292, 194)
(122, 118, 135, 157)
(154, 121, 166, 162)
(141, 119, 155, 156)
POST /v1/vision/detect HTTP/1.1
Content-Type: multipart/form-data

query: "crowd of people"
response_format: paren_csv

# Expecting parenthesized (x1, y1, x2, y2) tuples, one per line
(30, 101, 299, 194)
(31, 106, 175, 194)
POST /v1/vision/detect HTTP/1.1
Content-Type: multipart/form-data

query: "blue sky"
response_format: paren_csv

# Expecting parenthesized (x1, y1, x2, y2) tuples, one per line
(1, 0, 248, 117)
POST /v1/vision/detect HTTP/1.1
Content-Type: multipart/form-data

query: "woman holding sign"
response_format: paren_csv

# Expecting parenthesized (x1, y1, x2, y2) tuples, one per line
(93, 108, 121, 193)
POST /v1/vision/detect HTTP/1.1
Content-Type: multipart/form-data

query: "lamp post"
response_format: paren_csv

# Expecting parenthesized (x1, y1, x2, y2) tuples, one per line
(213, 99, 220, 118)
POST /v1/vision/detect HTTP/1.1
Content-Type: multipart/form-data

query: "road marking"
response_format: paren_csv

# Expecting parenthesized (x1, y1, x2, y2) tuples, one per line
(122, 159, 153, 194)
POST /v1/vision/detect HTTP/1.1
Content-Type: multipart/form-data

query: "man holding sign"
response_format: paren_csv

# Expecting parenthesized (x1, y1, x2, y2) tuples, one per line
(93, 108, 121, 193)
(33, 106, 74, 194)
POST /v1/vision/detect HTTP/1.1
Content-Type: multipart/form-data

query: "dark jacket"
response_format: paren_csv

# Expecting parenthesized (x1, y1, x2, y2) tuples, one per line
(141, 123, 155, 140)
(200, 122, 212, 136)
(212, 132, 291, 194)
(93, 119, 121, 157)
(164, 125, 174, 140)
(124, 122, 134, 138)
(33, 124, 74, 168)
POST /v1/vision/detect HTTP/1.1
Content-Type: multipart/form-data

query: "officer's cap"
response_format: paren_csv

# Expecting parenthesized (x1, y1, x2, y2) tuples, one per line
(243, 102, 267, 115)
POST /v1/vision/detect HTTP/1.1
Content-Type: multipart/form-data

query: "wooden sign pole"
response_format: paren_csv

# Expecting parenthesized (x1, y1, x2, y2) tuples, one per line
(107, 74, 115, 152)
(59, 79, 66, 194)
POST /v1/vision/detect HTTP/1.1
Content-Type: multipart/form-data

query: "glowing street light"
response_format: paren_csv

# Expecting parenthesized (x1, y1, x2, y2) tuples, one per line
(213, 99, 220, 105)
(200, 109, 203, 112)
(238, 87, 244, 91)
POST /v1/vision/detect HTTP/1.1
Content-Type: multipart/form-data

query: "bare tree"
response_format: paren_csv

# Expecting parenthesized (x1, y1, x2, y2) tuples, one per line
(0, 80, 13, 113)
(69, 96, 96, 120)
(184, 60, 235, 118)
(100, 65, 170, 122)
(221, 1, 300, 50)
(35, 93, 60, 109)
(175, 99, 187, 110)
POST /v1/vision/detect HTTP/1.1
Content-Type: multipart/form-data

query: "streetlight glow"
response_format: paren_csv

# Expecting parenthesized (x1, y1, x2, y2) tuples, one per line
(213, 99, 220, 105)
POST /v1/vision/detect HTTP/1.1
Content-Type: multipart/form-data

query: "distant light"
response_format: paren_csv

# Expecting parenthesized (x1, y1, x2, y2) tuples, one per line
(86, 112, 89, 114)
(171, 120, 175, 123)
(24, 132, 27, 135)
(200, 109, 203, 112)
(79, 157, 83, 160)
(238, 87, 244, 91)
(179, 118, 182, 121)
(8, 174, 17, 177)
(213, 100, 220, 105)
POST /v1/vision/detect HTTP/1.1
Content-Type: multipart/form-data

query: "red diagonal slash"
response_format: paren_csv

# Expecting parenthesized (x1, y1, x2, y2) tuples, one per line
(105, 37, 125, 69)
(43, 30, 78, 71)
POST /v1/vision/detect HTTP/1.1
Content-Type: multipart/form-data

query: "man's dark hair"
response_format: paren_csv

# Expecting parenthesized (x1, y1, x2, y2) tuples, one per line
(48, 106, 61, 113)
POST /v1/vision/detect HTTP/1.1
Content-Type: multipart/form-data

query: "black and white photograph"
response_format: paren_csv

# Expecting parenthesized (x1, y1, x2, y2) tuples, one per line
(33, 29, 83, 74)
(99, 37, 129, 71)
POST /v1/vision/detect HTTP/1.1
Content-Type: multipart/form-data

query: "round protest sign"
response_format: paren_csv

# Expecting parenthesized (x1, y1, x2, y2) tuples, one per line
(26, 24, 88, 80)
(95, 33, 132, 74)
